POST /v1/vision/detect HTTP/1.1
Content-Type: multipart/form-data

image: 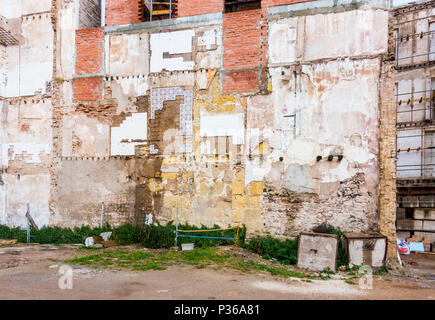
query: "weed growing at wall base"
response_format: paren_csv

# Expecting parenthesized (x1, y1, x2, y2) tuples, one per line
(243, 235, 298, 265)
(0, 224, 112, 244)
(0, 222, 246, 249)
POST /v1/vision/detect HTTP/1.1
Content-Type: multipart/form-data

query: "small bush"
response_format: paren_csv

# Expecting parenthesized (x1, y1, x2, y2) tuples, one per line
(0, 222, 245, 249)
(0, 224, 112, 245)
(329, 227, 348, 267)
(243, 235, 298, 265)
(112, 222, 246, 249)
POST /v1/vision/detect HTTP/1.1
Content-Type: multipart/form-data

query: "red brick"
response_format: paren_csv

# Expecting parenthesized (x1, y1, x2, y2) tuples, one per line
(75, 28, 104, 76)
(105, 0, 141, 26)
(73, 77, 104, 101)
(222, 69, 259, 94)
(177, 0, 223, 17)
(223, 9, 262, 70)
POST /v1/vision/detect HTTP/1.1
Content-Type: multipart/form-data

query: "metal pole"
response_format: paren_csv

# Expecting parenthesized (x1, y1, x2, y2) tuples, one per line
(150, 0, 153, 22)
(100, 202, 105, 228)
(26, 203, 30, 244)
(175, 199, 178, 247)
(169, 0, 172, 19)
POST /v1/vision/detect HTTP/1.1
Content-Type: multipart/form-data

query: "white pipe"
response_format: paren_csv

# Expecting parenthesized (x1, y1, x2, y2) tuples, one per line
(101, 0, 105, 27)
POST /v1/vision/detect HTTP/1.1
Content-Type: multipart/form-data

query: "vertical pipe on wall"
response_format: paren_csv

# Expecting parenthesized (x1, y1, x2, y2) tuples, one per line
(101, 0, 106, 27)
(26, 203, 30, 243)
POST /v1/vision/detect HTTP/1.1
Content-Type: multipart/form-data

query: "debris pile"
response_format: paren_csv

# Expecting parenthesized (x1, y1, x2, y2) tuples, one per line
(85, 232, 115, 248)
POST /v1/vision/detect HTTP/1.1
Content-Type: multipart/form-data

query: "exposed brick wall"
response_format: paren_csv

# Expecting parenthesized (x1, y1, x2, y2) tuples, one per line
(261, 0, 312, 7)
(73, 77, 104, 101)
(222, 69, 258, 94)
(75, 27, 104, 75)
(223, 9, 261, 70)
(105, 0, 140, 26)
(177, 0, 223, 17)
(223, 9, 261, 93)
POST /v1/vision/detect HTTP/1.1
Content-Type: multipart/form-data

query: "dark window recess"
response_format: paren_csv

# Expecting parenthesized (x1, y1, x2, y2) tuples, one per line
(225, 0, 261, 13)
(405, 208, 413, 219)
(78, 0, 101, 29)
(139, 0, 178, 22)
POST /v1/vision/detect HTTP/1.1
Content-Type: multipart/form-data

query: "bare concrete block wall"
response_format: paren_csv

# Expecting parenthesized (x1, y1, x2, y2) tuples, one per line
(297, 232, 338, 272)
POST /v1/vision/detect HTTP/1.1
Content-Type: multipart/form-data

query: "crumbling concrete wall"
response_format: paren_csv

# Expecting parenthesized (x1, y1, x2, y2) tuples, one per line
(45, 0, 394, 236)
(0, 0, 396, 240)
(394, 1, 435, 256)
(1, 1, 53, 98)
(0, 0, 54, 228)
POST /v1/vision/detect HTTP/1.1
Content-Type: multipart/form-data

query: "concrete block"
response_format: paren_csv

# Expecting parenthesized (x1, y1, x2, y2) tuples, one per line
(402, 196, 419, 208)
(343, 233, 387, 268)
(418, 196, 435, 208)
(413, 209, 425, 220)
(427, 210, 435, 220)
(415, 232, 435, 243)
(423, 220, 435, 231)
(397, 219, 423, 230)
(397, 207, 406, 220)
(181, 243, 194, 251)
(414, 209, 435, 220)
(297, 232, 338, 272)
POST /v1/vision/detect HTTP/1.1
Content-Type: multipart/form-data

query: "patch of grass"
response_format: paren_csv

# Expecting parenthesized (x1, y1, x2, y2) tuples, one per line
(373, 266, 387, 276)
(384, 278, 392, 282)
(66, 247, 318, 280)
(345, 279, 356, 285)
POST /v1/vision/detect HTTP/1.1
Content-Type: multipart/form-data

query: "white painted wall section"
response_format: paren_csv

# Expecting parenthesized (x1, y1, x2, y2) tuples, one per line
(150, 30, 195, 73)
(111, 113, 148, 155)
(200, 113, 245, 145)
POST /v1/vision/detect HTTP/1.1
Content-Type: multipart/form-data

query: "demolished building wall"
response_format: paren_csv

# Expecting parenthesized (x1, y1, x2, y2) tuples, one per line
(393, 0, 435, 249)
(0, 0, 54, 228)
(0, 0, 397, 256)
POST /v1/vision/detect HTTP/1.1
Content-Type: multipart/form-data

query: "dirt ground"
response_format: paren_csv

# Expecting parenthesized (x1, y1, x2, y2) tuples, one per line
(0, 244, 434, 300)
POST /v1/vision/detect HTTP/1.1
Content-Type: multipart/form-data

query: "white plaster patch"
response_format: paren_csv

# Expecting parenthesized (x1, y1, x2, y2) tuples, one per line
(7, 143, 51, 163)
(268, 23, 297, 64)
(3, 173, 50, 228)
(284, 139, 319, 166)
(108, 33, 148, 76)
(197, 30, 216, 50)
(110, 113, 147, 156)
(200, 113, 245, 145)
(245, 157, 273, 186)
(304, 9, 388, 61)
(150, 30, 195, 73)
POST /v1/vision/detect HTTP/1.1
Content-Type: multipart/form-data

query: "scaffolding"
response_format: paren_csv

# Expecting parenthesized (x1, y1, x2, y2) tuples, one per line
(139, 0, 178, 22)
(224, 0, 261, 13)
(394, 30, 435, 69)
(396, 89, 435, 124)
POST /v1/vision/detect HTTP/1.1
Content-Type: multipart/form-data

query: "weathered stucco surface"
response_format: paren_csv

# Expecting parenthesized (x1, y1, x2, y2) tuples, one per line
(0, 0, 396, 249)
